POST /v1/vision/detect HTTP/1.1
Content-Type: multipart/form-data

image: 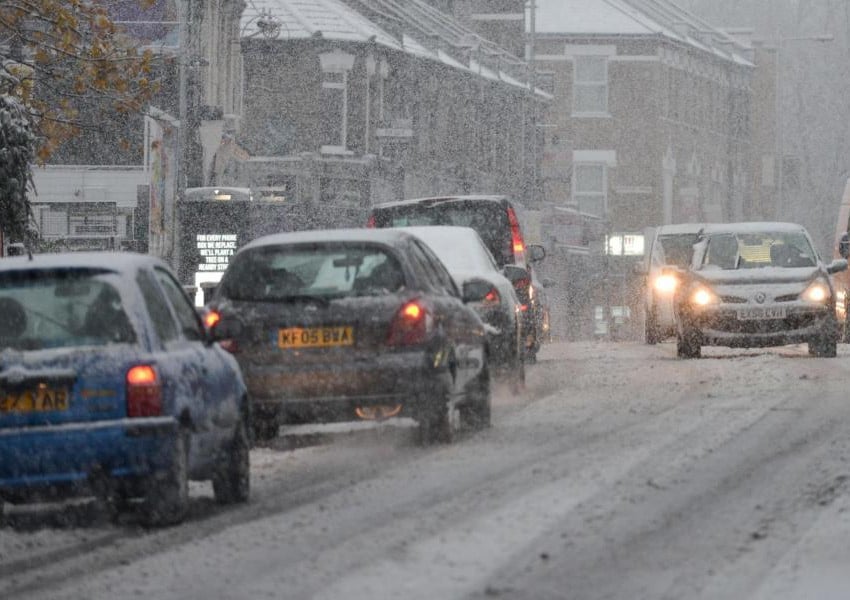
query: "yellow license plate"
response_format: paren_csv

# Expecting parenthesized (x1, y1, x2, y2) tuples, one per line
(278, 326, 354, 349)
(0, 385, 70, 413)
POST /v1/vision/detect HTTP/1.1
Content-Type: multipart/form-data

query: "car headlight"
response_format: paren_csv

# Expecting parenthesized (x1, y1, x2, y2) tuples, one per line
(802, 279, 831, 303)
(691, 287, 719, 307)
(653, 274, 678, 294)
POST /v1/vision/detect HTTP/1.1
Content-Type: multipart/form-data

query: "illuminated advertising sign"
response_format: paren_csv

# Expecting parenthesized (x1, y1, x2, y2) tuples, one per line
(606, 233, 645, 256)
(196, 234, 237, 272)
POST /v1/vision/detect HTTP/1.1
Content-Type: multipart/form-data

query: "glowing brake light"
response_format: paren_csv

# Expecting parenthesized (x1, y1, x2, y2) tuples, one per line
(402, 303, 422, 319)
(483, 288, 500, 305)
(126, 365, 162, 417)
(387, 300, 431, 346)
(507, 207, 525, 256)
(366, 214, 376, 228)
(204, 310, 221, 329)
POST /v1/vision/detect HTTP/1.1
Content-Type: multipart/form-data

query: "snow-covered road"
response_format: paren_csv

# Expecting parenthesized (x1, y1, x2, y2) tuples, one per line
(3, 341, 850, 599)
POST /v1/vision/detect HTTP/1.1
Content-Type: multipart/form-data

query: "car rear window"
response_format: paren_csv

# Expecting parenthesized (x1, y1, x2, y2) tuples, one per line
(0, 269, 136, 350)
(218, 244, 407, 301)
(373, 201, 511, 265)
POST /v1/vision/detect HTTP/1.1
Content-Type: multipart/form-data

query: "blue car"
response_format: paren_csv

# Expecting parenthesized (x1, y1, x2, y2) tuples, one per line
(0, 253, 249, 526)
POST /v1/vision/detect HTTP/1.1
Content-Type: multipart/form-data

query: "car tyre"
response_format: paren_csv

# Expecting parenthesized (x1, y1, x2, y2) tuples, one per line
(676, 328, 701, 359)
(418, 394, 453, 445)
(462, 367, 492, 430)
(509, 346, 525, 395)
(252, 417, 278, 443)
(141, 431, 189, 527)
(212, 413, 250, 505)
(809, 337, 837, 358)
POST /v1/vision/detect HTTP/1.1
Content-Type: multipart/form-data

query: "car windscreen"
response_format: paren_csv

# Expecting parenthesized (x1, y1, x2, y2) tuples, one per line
(375, 202, 511, 266)
(658, 234, 700, 267)
(700, 231, 817, 270)
(0, 269, 137, 350)
(218, 244, 407, 301)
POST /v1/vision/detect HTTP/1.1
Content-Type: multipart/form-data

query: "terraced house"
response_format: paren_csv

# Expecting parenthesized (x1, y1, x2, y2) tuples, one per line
(213, 0, 549, 227)
(521, 0, 776, 337)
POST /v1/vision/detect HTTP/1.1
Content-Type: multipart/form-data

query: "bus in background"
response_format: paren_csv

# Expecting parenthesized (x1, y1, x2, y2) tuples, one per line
(177, 187, 256, 306)
(176, 186, 367, 306)
(832, 178, 850, 340)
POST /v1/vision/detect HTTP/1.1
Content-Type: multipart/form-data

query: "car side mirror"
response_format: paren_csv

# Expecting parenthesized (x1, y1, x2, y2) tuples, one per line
(462, 278, 493, 303)
(502, 264, 529, 285)
(827, 258, 849, 274)
(527, 244, 546, 264)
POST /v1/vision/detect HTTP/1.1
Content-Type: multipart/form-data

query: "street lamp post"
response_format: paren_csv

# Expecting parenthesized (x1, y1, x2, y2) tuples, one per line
(774, 32, 833, 220)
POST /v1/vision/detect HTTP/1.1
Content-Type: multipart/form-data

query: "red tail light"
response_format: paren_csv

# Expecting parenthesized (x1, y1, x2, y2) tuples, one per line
(126, 365, 162, 417)
(366, 214, 376, 228)
(507, 207, 525, 256)
(483, 288, 500, 306)
(387, 300, 431, 346)
(204, 309, 221, 329)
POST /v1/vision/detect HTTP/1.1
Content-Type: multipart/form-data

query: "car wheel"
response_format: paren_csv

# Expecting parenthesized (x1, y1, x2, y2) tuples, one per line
(418, 393, 453, 445)
(809, 337, 838, 358)
(212, 412, 250, 505)
(842, 305, 850, 343)
(676, 328, 701, 359)
(252, 417, 278, 443)
(645, 306, 659, 345)
(141, 431, 189, 527)
(461, 367, 492, 430)
(509, 345, 525, 394)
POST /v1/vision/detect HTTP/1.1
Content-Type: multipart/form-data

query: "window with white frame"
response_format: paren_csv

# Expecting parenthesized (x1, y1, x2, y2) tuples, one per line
(573, 55, 608, 115)
(319, 51, 355, 153)
(573, 163, 607, 216)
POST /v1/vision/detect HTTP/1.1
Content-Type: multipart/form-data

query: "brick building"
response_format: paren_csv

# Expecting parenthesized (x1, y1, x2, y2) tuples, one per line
(521, 0, 773, 338)
(207, 0, 548, 227)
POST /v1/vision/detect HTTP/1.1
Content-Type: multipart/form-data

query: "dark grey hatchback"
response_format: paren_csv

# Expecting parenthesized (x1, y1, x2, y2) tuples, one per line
(205, 229, 491, 444)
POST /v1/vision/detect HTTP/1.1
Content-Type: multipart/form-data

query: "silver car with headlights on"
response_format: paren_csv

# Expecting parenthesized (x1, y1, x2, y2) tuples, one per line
(673, 222, 848, 358)
(641, 223, 707, 344)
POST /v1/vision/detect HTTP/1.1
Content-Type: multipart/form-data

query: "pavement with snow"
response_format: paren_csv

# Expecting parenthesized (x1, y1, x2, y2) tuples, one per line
(2, 341, 850, 599)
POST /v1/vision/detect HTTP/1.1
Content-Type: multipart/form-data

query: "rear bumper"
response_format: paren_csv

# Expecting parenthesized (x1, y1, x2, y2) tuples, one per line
(242, 350, 453, 422)
(0, 416, 178, 501)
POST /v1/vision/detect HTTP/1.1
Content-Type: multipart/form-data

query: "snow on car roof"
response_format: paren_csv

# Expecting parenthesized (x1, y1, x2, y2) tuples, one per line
(655, 223, 708, 236)
(373, 195, 508, 209)
(0, 251, 167, 274)
(700, 222, 808, 235)
(402, 226, 496, 272)
(239, 228, 414, 251)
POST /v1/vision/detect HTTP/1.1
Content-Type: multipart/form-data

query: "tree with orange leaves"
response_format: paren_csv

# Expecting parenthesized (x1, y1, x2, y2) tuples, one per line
(1, 0, 161, 241)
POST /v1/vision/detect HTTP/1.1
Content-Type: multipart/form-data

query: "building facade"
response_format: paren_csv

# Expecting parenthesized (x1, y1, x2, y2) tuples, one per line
(524, 0, 773, 339)
(207, 0, 547, 228)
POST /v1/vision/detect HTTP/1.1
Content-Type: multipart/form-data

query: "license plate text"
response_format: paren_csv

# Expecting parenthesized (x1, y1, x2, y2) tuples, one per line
(278, 327, 354, 349)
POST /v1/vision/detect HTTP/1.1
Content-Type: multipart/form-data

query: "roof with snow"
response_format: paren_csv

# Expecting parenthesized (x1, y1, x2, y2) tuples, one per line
(532, 0, 753, 66)
(241, 0, 551, 98)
